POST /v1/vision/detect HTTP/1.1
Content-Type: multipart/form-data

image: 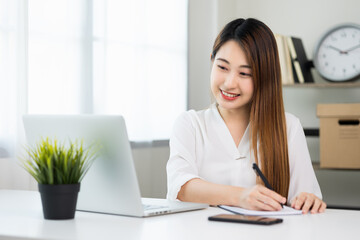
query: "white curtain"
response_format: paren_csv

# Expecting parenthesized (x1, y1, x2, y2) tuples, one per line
(0, 0, 187, 189)
(0, 0, 29, 188)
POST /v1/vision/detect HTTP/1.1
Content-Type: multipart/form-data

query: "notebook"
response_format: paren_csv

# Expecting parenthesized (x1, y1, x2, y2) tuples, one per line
(23, 115, 207, 217)
(219, 205, 302, 216)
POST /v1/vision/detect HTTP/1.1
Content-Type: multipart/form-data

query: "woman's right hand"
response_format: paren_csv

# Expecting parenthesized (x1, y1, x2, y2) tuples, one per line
(237, 184, 286, 211)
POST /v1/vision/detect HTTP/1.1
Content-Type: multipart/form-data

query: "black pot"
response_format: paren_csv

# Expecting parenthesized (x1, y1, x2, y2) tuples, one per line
(38, 183, 80, 220)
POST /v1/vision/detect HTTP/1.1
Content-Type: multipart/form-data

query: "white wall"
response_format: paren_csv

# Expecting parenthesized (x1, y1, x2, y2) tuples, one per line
(187, 0, 217, 110)
(132, 145, 169, 198)
(234, 0, 360, 63)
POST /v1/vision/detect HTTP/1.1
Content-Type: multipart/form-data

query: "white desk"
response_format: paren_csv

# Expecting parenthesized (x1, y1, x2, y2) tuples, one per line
(0, 190, 359, 240)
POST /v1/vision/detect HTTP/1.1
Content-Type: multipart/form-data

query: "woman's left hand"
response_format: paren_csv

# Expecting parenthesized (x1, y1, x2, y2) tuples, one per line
(291, 192, 326, 214)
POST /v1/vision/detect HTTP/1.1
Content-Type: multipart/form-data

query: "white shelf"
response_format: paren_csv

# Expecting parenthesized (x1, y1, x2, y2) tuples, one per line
(283, 82, 360, 88)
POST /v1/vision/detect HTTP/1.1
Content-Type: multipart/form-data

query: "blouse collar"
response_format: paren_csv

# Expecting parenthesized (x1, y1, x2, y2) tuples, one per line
(210, 103, 250, 159)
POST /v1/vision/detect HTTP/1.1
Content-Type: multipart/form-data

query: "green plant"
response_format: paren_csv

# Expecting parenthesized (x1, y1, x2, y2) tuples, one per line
(21, 138, 98, 185)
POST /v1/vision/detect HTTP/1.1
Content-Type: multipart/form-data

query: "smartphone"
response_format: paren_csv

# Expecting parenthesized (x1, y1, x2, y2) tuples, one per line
(208, 214, 283, 225)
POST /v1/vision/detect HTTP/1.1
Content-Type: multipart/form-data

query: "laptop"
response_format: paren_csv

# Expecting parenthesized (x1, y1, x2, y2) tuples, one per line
(23, 115, 207, 217)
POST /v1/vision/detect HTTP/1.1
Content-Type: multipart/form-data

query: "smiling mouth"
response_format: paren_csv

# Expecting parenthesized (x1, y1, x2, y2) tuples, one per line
(221, 89, 240, 98)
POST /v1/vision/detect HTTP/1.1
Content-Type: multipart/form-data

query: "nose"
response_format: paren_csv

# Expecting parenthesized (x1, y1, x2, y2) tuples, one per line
(224, 72, 237, 89)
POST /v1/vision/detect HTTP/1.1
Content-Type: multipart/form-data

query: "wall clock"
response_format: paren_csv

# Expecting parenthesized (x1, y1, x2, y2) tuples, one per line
(313, 23, 360, 82)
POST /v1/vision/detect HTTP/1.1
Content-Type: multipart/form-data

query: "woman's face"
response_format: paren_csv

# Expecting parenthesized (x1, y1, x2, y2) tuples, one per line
(210, 40, 254, 113)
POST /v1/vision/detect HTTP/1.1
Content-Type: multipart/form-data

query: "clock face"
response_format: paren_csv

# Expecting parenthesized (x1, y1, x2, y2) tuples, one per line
(314, 24, 360, 81)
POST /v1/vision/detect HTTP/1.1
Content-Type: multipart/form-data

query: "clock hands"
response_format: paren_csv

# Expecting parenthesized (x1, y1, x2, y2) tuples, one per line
(327, 44, 360, 54)
(344, 44, 360, 53)
(327, 45, 348, 54)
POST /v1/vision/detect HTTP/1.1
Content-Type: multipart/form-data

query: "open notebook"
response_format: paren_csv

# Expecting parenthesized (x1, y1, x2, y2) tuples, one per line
(219, 205, 302, 216)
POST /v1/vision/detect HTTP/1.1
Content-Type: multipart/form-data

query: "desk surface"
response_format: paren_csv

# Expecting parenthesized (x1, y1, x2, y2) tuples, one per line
(0, 190, 359, 240)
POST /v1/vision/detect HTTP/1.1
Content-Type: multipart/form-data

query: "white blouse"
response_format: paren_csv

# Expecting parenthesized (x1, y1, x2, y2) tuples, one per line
(166, 104, 322, 203)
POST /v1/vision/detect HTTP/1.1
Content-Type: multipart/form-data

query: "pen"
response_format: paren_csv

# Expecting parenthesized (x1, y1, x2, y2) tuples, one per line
(252, 163, 284, 208)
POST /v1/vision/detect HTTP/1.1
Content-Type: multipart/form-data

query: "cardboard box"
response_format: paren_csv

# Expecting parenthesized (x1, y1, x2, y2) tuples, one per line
(317, 103, 360, 169)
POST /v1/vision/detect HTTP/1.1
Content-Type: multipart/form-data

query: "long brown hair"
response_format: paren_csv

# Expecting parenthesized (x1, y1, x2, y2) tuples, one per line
(211, 18, 290, 198)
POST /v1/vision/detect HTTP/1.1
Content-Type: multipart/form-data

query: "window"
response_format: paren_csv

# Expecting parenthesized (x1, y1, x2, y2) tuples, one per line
(27, 0, 188, 141)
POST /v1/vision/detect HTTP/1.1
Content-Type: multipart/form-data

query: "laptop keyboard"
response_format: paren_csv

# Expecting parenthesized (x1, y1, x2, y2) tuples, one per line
(143, 204, 169, 211)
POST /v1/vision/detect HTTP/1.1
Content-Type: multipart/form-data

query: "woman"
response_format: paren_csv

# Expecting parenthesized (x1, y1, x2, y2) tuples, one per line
(166, 18, 326, 214)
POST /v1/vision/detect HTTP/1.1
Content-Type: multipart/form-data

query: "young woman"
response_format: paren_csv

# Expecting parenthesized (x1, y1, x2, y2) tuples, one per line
(166, 18, 326, 214)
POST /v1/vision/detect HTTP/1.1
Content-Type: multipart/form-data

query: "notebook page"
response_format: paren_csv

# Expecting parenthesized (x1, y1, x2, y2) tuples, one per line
(219, 205, 302, 216)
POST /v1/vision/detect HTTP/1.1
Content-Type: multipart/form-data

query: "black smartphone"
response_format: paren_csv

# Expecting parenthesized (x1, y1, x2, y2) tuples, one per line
(208, 214, 283, 225)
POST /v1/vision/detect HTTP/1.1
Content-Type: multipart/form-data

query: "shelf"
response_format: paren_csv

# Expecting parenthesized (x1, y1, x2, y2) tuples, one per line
(283, 82, 360, 88)
(313, 163, 360, 172)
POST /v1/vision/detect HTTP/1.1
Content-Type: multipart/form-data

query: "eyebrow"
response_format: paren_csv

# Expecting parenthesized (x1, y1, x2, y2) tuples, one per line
(216, 57, 251, 69)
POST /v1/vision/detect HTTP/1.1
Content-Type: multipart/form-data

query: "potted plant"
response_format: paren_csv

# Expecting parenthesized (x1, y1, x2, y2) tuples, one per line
(20, 138, 98, 220)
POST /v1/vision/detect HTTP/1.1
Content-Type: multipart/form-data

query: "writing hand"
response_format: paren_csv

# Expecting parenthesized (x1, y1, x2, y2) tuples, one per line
(238, 185, 286, 211)
(291, 192, 326, 214)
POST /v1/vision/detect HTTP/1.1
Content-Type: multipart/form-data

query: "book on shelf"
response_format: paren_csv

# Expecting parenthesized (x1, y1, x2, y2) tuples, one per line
(275, 34, 314, 85)
(275, 34, 294, 85)
(286, 36, 304, 83)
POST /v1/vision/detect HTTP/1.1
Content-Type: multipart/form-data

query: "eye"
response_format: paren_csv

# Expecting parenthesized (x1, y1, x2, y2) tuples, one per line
(239, 72, 252, 77)
(217, 65, 228, 71)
